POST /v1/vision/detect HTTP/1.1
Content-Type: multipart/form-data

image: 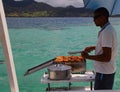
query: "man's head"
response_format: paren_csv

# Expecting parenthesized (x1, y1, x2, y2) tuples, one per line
(93, 7, 109, 27)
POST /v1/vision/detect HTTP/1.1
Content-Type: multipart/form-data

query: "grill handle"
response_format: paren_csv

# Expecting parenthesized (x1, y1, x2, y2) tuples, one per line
(24, 58, 56, 76)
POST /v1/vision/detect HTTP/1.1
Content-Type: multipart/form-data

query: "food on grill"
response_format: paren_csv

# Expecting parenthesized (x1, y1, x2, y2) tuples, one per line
(54, 56, 84, 62)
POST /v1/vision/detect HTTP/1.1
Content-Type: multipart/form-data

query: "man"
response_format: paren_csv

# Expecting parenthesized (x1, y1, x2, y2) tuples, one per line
(81, 7, 118, 90)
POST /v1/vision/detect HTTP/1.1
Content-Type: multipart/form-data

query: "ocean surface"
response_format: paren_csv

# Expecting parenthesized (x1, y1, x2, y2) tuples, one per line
(0, 17, 120, 92)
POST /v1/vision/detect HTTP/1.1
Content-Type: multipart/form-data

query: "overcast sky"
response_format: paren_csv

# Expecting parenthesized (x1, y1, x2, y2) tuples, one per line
(15, 0, 84, 7)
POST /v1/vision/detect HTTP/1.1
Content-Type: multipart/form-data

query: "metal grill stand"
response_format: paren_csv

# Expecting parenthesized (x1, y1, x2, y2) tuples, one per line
(41, 71, 95, 91)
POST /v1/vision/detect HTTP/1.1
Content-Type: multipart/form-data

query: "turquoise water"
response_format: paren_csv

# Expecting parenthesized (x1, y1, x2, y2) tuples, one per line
(0, 17, 120, 92)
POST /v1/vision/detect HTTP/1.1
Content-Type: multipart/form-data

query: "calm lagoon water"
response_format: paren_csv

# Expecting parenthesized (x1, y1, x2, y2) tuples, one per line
(0, 17, 120, 92)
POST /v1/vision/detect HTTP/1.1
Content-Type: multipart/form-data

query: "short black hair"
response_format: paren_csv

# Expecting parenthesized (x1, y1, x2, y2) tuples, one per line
(94, 7, 109, 17)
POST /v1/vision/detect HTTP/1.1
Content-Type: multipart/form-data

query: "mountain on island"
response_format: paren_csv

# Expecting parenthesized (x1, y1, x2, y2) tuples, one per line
(2, 0, 94, 17)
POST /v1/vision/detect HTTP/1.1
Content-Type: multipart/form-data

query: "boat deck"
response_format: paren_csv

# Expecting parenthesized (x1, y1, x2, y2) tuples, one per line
(47, 90, 120, 92)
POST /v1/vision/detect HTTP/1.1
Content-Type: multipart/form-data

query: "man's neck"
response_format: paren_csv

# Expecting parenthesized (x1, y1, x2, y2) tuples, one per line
(100, 20, 109, 28)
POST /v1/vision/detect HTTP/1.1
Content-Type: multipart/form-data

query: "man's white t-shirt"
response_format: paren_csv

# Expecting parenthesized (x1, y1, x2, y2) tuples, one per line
(94, 23, 118, 74)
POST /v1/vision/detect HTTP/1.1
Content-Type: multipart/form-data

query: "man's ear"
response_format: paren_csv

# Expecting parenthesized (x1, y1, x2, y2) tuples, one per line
(101, 16, 107, 21)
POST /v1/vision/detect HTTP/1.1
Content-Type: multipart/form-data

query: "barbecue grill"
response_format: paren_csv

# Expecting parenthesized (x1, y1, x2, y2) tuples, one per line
(24, 56, 86, 76)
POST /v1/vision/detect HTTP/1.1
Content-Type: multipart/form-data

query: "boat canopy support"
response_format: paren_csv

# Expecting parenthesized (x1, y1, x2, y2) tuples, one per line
(0, 1, 19, 92)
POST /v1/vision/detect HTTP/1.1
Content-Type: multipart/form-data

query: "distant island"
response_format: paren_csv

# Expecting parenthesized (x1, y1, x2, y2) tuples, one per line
(2, 0, 94, 17)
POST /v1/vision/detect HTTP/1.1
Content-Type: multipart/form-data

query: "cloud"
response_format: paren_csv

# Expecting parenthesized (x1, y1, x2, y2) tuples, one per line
(34, 0, 84, 7)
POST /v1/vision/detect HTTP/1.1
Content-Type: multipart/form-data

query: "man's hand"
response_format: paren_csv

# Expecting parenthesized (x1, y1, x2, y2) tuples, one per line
(81, 51, 89, 59)
(84, 46, 95, 53)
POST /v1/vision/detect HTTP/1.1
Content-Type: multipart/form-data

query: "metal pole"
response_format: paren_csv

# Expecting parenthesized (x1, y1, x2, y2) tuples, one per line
(0, 1, 19, 92)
